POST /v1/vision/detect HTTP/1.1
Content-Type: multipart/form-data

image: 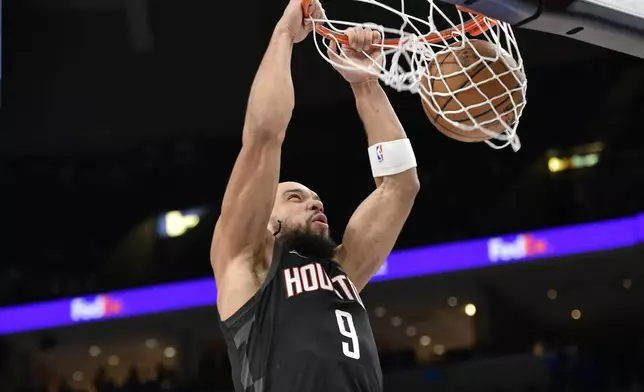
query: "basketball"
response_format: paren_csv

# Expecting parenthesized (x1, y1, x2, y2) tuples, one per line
(420, 39, 526, 143)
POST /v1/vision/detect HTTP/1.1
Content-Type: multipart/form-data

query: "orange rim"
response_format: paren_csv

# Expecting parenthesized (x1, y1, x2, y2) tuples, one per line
(301, 0, 497, 47)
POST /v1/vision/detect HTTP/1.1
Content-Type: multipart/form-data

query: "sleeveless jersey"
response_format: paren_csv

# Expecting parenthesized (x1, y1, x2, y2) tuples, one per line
(219, 241, 383, 392)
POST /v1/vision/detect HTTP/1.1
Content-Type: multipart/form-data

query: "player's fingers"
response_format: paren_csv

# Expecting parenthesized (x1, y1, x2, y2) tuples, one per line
(327, 39, 339, 60)
(363, 27, 373, 51)
(306, 0, 315, 16)
(311, 0, 324, 20)
(364, 30, 381, 55)
(372, 30, 381, 45)
(303, 19, 313, 33)
(354, 26, 365, 51)
(340, 43, 352, 56)
(306, 0, 317, 19)
(346, 28, 356, 51)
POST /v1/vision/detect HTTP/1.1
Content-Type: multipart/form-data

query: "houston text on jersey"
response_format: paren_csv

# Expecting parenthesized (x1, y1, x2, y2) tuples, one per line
(283, 262, 365, 309)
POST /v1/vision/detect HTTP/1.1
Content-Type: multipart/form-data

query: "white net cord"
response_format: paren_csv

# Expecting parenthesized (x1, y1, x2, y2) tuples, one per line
(307, 0, 528, 151)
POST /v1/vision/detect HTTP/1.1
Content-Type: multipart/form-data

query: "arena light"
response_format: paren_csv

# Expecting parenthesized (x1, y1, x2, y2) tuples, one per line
(622, 279, 632, 289)
(547, 142, 603, 173)
(165, 211, 199, 237)
(164, 346, 177, 358)
(145, 338, 158, 348)
(107, 355, 119, 366)
(571, 309, 582, 320)
(464, 304, 477, 316)
(533, 342, 545, 356)
(88, 345, 101, 357)
(548, 157, 568, 173)
(547, 289, 558, 300)
(405, 326, 417, 337)
(156, 207, 206, 238)
(548, 154, 600, 173)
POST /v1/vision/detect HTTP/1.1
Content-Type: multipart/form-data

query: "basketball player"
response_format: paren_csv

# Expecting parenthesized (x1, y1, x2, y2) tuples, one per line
(210, 0, 419, 390)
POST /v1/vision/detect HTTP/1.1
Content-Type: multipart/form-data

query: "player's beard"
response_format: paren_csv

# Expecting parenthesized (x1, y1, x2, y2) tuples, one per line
(277, 220, 337, 260)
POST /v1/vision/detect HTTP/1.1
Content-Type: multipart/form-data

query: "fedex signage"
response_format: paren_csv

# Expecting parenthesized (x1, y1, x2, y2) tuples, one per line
(70, 295, 124, 322)
(487, 234, 549, 262)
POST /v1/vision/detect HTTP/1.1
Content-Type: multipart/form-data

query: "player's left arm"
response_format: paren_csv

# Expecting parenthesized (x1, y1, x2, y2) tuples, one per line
(330, 27, 420, 291)
(335, 82, 420, 292)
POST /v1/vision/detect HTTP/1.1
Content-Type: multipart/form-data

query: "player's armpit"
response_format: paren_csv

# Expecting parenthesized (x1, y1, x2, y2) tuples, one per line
(335, 173, 419, 291)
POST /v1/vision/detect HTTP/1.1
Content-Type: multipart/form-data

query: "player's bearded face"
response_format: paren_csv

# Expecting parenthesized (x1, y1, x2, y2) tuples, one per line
(274, 216, 337, 260)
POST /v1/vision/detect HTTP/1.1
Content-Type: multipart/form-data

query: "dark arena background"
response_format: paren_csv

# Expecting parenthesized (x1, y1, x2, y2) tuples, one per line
(3, 0, 644, 391)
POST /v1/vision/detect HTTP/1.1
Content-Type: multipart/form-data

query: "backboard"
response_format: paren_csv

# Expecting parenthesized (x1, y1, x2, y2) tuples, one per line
(440, 0, 644, 59)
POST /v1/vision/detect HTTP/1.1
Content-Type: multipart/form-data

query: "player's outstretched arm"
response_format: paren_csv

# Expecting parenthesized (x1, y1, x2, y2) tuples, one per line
(329, 27, 420, 291)
(211, 0, 323, 320)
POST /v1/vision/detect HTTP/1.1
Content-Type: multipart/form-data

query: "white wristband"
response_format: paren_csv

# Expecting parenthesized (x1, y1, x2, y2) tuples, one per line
(368, 138, 417, 178)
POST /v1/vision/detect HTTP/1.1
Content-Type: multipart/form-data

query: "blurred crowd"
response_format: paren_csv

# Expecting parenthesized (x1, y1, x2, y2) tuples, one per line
(2, 340, 643, 392)
(58, 365, 178, 392)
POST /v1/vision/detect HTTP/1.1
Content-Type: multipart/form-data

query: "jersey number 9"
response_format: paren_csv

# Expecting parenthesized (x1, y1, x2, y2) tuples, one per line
(335, 309, 361, 359)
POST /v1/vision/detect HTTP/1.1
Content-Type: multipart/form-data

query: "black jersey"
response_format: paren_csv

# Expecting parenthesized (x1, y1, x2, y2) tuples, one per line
(219, 240, 383, 392)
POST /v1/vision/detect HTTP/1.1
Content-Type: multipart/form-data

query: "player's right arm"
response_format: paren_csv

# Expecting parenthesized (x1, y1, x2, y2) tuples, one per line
(210, 0, 322, 321)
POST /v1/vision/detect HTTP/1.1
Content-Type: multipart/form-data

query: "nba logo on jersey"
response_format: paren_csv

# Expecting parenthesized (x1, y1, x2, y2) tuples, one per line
(375, 144, 384, 162)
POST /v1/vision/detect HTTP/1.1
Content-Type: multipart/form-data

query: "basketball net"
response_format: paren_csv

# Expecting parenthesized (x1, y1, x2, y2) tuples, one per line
(305, 0, 528, 151)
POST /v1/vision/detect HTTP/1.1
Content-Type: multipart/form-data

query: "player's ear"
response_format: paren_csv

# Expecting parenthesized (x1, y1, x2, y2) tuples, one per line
(267, 217, 276, 232)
